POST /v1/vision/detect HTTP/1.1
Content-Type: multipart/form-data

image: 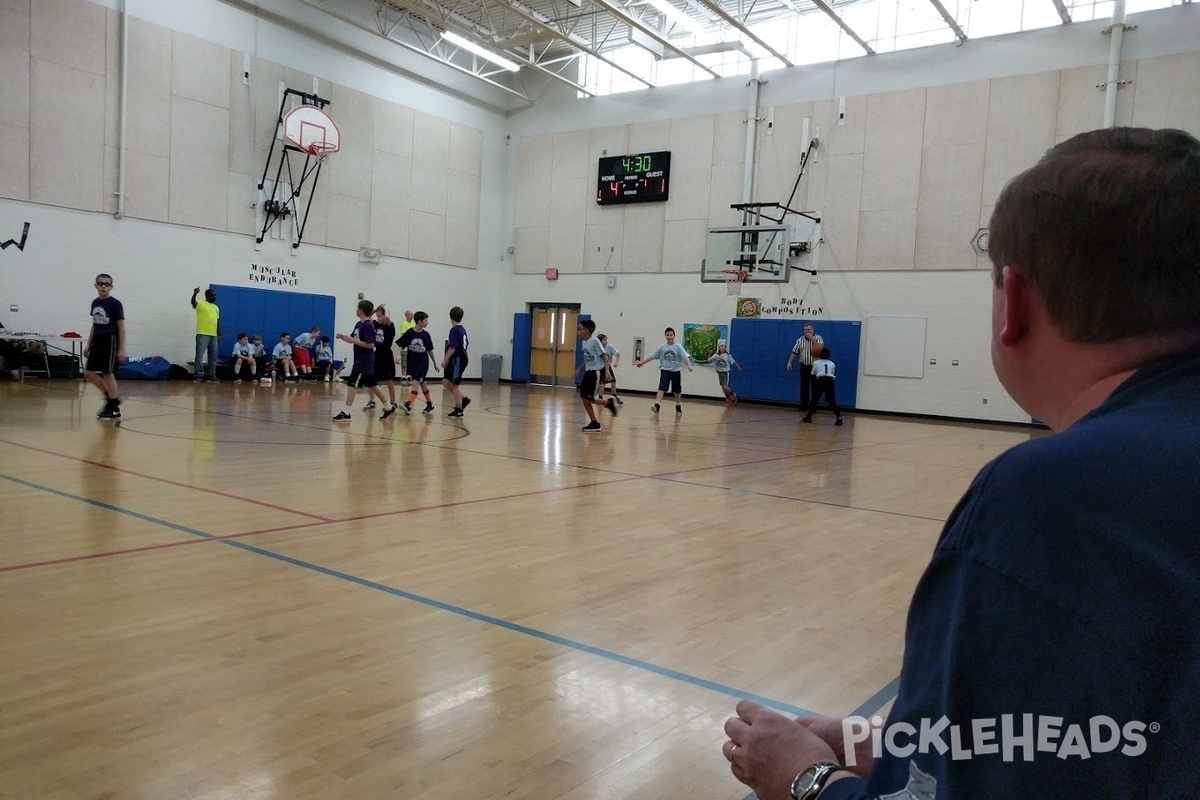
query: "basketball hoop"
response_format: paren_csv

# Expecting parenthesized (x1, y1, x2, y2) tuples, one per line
(306, 142, 338, 162)
(722, 269, 749, 296)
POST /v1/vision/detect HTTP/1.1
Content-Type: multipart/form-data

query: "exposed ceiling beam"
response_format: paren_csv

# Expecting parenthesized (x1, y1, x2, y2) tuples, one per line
(808, 0, 874, 55)
(1049, 0, 1073, 24)
(490, 0, 655, 88)
(927, 0, 966, 42)
(585, 0, 723, 77)
(689, 0, 793, 66)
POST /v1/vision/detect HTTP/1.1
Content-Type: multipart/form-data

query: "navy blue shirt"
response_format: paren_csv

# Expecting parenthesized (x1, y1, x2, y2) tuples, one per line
(397, 327, 434, 375)
(823, 348, 1200, 800)
(351, 319, 375, 374)
(90, 296, 124, 336)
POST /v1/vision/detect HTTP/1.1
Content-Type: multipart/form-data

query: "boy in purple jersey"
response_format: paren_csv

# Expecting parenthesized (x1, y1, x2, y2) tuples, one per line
(442, 306, 471, 418)
(332, 300, 394, 423)
(397, 311, 440, 414)
(85, 273, 126, 419)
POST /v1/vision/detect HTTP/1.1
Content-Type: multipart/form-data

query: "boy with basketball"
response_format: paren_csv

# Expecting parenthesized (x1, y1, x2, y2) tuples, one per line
(442, 306, 471, 418)
(332, 300, 395, 422)
(85, 273, 125, 419)
(635, 326, 693, 416)
(575, 320, 618, 433)
(397, 311, 440, 414)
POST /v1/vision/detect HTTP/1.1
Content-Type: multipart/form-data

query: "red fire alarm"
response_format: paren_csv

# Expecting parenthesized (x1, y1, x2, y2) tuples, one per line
(546, 268, 559, 280)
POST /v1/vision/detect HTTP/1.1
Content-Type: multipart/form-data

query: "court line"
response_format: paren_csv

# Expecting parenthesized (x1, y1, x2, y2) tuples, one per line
(0, 471, 820, 719)
(0, 473, 643, 573)
(850, 675, 901, 718)
(0, 438, 332, 522)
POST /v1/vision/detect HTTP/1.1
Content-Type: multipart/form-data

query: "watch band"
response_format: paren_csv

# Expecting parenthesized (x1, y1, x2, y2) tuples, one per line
(790, 761, 847, 800)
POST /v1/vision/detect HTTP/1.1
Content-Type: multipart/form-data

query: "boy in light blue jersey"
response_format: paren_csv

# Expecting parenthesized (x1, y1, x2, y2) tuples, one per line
(575, 320, 618, 433)
(635, 326, 692, 416)
(598, 333, 622, 405)
(703, 340, 742, 404)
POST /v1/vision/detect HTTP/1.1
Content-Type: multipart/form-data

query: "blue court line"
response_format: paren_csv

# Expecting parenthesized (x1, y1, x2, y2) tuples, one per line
(1, 471, 818, 718)
(850, 675, 902, 719)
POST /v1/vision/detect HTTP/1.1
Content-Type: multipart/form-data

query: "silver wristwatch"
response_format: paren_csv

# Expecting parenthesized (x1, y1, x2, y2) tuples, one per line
(790, 761, 846, 800)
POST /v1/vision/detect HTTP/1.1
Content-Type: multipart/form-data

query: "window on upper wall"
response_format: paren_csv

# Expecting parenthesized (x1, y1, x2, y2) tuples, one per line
(578, 0, 1187, 97)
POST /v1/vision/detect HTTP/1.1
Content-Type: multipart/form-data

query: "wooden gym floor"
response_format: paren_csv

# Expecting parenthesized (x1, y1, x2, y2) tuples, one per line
(0, 379, 1038, 799)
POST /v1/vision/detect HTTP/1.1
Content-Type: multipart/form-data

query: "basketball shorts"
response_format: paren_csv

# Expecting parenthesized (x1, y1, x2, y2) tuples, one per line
(717, 371, 730, 388)
(658, 369, 682, 394)
(580, 369, 602, 401)
(347, 370, 379, 389)
(293, 348, 311, 368)
(374, 351, 397, 381)
(408, 359, 430, 382)
(446, 353, 468, 385)
(85, 333, 118, 375)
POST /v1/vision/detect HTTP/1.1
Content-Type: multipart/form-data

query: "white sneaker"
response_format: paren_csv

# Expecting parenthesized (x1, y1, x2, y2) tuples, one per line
(363, 400, 377, 410)
(324, 376, 331, 382)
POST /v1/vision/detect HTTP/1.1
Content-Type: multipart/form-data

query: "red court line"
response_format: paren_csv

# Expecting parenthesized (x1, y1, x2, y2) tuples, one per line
(0, 438, 332, 522)
(1, 443, 864, 574)
(0, 475, 644, 573)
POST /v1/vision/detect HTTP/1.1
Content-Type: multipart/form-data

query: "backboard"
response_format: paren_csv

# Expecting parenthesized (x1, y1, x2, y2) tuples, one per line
(282, 104, 341, 154)
(701, 226, 790, 283)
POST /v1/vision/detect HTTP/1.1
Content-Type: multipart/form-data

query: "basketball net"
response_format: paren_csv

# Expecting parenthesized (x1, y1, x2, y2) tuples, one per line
(307, 142, 337, 163)
(723, 269, 748, 296)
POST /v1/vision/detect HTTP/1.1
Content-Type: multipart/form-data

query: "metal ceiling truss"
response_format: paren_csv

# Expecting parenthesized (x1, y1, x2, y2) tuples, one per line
(807, 0, 874, 54)
(1049, 0, 1073, 25)
(690, 0, 794, 66)
(323, 0, 1077, 102)
(926, 0, 966, 42)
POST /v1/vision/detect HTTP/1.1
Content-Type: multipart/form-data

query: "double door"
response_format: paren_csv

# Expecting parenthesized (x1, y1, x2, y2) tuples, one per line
(529, 305, 579, 386)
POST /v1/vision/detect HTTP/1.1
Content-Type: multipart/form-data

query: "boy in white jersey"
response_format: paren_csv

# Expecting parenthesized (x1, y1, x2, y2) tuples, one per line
(575, 319, 618, 432)
(635, 326, 693, 416)
(231, 333, 255, 382)
(703, 340, 743, 404)
(597, 333, 622, 405)
(802, 347, 843, 425)
(272, 332, 299, 381)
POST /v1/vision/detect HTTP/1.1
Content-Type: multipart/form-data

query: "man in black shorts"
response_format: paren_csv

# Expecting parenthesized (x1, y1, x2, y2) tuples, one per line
(85, 273, 126, 419)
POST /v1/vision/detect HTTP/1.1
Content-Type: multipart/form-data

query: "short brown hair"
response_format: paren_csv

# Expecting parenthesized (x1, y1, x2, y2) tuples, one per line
(989, 127, 1200, 343)
(358, 299, 375, 316)
(450, 306, 464, 323)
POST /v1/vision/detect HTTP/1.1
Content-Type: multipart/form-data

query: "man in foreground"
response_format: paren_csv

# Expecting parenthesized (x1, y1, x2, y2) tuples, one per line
(723, 128, 1200, 799)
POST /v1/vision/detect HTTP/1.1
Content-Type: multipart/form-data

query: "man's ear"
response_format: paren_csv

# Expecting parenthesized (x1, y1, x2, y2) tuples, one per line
(998, 265, 1032, 348)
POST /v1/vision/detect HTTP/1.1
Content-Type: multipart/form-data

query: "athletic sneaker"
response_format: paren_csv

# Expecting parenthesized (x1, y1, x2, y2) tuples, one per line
(332, 411, 352, 422)
(97, 407, 120, 419)
(835, 418, 844, 426)
(403, 401, 412, 413)
(447, 407, 464, 418)
(582, 421, 602, 433)
(652, 403, 660, 414)
(615, 397, 623, 405)
(676, 405, 683, 416)
(606, 397, 618, 417)
(324, 376, 331, 382)
(381, 404, 398, 420)
(462, 396, 472, 411)
(423, 403, 435, 414)
(802, 416, 813, 423)
(363, 400, 377, 410)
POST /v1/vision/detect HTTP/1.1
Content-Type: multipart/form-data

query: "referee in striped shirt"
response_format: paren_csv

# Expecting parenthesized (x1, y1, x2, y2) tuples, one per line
(785, 323, 824, 408)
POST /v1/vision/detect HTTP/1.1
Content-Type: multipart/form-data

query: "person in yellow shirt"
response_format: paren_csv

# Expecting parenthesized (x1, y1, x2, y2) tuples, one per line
(190, 286, 222, 382)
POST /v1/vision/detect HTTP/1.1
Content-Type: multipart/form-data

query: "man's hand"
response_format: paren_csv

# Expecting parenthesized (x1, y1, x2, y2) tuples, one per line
(795, 716, 873, 779)
(722, 700, 839, 800)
